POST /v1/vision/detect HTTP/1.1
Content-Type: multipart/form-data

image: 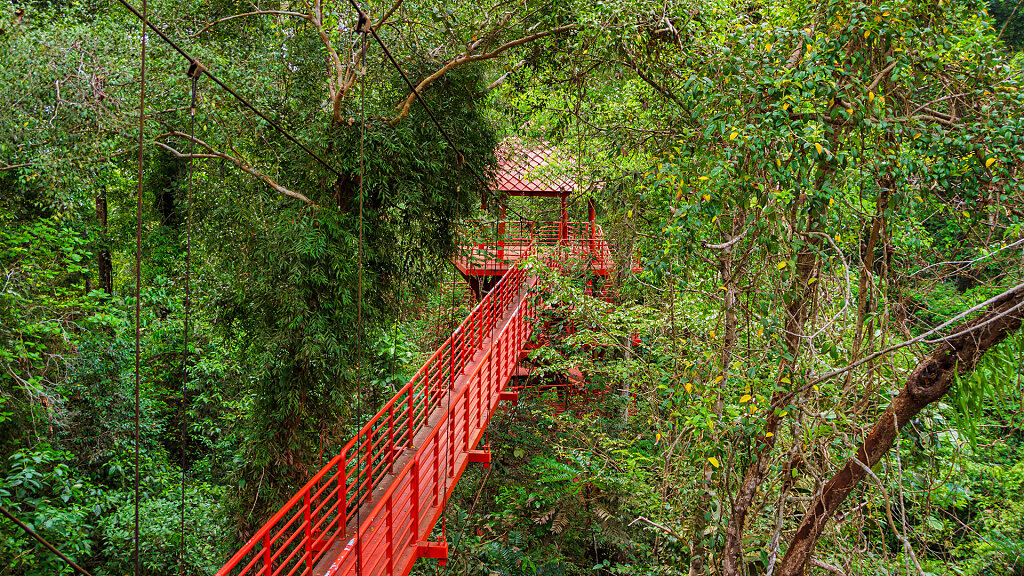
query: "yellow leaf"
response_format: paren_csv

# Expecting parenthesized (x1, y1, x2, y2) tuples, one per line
(962, 211, 970, 218)
(869, 91, 875, 101)
(781, 377, 792, 384)
(750, 405, 757, 414)
(864, 29, 871, 38)
(915, 196, 924, 202)
(710, 330, 716, 339)
(765, 432, 774, 438)
(740, 394, 752, 403)
(777, 261, 788, 270)
(775, 158, 782, 167)
(719, 285, 728, 291)
(815, 143, 823, 155)
(699, 176, 709, 181)
(782, 103, 790, 110)
(708, 457, 720, 468)
(829, 198, 835, 207)
(766, 43, 773, 51)
(715, 375, 724, 384)
(986, 157, 996, 168)
(685, 382, 693, 393)
(883, 11, 890, 15)
(729, 131, 739, 140)
(702, 194, 711, 201)
(758, 327, 764, 337)
(846, 107, 854, 115)
(655, 433, 661, 441)
(808, 278, 818, 285)
(812, 385, 819, 391)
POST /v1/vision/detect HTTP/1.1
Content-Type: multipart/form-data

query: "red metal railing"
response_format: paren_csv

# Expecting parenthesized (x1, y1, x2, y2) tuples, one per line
(216, 249, 537, 576)
(455, 221, 615, 275)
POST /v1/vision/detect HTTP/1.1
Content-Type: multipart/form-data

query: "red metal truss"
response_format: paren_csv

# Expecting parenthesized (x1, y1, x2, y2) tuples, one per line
(215, 251, 538, 576)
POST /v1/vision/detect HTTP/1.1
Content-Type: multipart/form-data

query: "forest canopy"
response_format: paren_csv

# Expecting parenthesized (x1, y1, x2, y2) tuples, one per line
(2, 0, 1024, 574)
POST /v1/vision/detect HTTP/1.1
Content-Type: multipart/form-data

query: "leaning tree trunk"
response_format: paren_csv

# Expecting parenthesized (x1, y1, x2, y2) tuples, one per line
(776, 283, 1024, 576)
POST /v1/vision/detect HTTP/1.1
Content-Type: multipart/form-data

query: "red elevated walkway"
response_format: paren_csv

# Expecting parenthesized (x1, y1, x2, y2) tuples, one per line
(216, 253, 537, 576)
(216, 140, 636, 576)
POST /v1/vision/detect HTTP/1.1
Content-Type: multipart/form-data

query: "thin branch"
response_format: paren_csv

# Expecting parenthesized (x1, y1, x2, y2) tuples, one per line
(191, 10, 310, 37)
(158, 132, 315, 206)
(804, 281, 1024, 390)
(390, 24, 576, 124)
(628, 516, 684, 540)
(702, 228, 748, 250)
(809, 558, 848, 576)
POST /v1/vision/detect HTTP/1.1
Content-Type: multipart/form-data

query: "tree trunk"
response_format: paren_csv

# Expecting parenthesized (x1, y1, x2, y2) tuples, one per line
(722, 209, 823, 576)
(689, 208, 745, 576)
(776, 284, 1024, 576)
(95, 187, 112, 295)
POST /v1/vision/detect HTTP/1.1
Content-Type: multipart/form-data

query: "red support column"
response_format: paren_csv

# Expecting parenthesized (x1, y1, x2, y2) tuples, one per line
(497, 205, 506, 264)
(340, 450, 348, 538)
(588, 199, 596, 256)
(408, 383, 415, 447)
(262, 532, 272, 576)
(560, 195, 568, 243)
(304, 492, 313, 572)
(411, 454, 420, 542)
(387, 494, 394, 575)
(388, 404, 395, 474)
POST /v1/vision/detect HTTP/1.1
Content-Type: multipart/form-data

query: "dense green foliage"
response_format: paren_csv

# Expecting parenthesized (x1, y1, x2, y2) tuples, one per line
(3, 0, 1024, 574)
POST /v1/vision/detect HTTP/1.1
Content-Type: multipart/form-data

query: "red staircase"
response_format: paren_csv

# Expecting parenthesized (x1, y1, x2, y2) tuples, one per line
(215, 251, 536, 576)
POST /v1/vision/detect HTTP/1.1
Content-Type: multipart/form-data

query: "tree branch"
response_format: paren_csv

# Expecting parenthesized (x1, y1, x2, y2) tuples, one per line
(158, 132, 315, 206)
(191, 10, 310, 37)
(390, 24, 576, 124)
(775, 283, 1024, 576)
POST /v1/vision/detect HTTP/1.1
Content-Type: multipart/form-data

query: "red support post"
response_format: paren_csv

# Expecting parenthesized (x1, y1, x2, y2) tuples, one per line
(387, 493, 394, 575)
(262, 532, 272, 576)
(411, 455, 420, 543)
(408, 383, 415, 448)
(304, 491, 313, 572)
(389, 404, 395, 474)
(498, 206, 506, 263)
(588, 199, 596, 255)
(340, 450, 348, 538)
(560, 196, 568, 243)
